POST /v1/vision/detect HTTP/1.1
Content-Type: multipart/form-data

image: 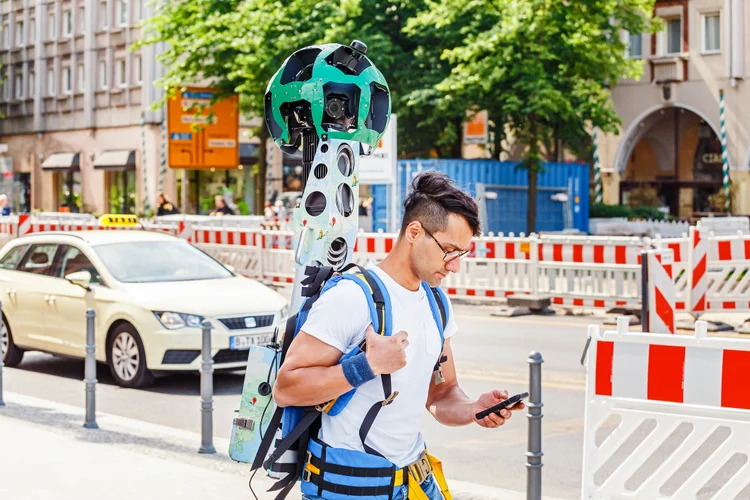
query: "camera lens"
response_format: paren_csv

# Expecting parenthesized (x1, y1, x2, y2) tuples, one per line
(325, 97, 345, 119)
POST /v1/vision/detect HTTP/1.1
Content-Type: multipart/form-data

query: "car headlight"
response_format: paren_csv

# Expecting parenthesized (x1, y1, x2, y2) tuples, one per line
(154, 311, 204, 330)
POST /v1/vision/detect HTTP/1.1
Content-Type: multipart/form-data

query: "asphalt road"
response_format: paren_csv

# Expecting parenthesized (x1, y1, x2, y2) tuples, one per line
(2, 304, 592, 499)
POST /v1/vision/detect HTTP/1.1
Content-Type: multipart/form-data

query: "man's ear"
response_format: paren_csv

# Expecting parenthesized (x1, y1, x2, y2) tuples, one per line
(404, 221, 422, 243)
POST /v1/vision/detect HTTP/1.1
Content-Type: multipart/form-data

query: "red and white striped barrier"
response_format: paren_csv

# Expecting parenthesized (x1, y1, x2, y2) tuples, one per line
(583, 319, 750, 499)
(687, 225, 707, 314)
(645, 249, 675, 334)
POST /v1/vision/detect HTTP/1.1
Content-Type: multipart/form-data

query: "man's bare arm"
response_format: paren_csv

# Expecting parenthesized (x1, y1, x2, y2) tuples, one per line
(272, 331, 353, 408)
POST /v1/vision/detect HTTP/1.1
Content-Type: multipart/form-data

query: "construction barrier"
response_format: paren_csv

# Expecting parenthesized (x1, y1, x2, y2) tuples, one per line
(582, 319, 750, 499)
(644, 249, 675, 334)
(1, 215, 748, 317)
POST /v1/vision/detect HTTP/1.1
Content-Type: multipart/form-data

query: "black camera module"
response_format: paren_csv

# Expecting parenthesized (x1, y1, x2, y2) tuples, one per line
(325, 97, 346, 120)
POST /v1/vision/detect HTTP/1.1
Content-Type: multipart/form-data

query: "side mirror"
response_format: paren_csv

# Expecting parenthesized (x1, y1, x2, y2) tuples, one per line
(66, 270, 92, 290)
(224, 264, 236, 274)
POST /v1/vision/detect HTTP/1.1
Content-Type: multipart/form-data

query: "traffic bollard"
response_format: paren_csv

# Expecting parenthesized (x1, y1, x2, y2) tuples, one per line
(199, 320, 216, 454)
(527, 351, 544, 500)
(84, 308, 98, 429)
(0, 300, 5, 407)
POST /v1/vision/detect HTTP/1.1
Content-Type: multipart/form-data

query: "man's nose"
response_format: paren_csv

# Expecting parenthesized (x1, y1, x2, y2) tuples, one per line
(445, 257, 461, 274)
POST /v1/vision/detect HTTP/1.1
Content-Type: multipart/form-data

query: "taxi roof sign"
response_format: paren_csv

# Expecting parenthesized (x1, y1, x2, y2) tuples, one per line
(99, 214, 141, 228)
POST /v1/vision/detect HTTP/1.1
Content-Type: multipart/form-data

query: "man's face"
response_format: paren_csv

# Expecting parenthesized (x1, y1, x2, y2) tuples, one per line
(215, 196, 225, 207)
(411, 214, 473, 287)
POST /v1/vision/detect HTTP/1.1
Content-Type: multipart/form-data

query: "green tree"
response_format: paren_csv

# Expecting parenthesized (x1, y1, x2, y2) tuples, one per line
(408, 0, 659, 233)
(137, 0, 344, 214)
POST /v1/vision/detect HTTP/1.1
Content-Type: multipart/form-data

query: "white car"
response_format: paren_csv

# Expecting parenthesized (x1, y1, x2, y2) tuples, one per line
(0, 230, 289, 388)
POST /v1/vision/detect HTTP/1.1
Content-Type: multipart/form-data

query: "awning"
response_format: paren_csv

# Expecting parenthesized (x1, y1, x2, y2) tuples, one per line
(239, 143, 258, 165)
(41, 152, 80, 171)
(94, 150, 136, 171)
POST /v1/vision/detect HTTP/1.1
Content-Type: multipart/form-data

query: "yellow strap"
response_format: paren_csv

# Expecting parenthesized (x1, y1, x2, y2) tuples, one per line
(427, 454, 452, 500)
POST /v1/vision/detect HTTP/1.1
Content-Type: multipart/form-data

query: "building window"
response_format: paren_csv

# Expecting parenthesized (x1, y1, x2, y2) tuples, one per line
(29, 71, 35, 96)
(30, 18, 35, 42)
(79, 5, 86, 33)
(99, 1, 108, 29)
(118, 0, 128, 26)
(14, 73, 23, 99)
(135, 54, 142, 83)
(702, 13, 720, 54)
(16, 20, 24, 45)
(628, 32, 642, 59)
(665, 17, 682, 55)
(78, 63, 85, 90)
(64, 10, 73, 36)
(2, 24, 8, 48)
(117, 58, 126, 87)
(137, 0, 144, 20)
(47, 68, 56, 95)
(63, 67, 72, 94)
(48, 12, 57, 40)
(99, 60, 108, 88)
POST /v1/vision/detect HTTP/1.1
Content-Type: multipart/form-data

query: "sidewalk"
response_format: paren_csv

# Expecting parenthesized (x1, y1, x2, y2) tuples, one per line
(0, 392, 564, 500)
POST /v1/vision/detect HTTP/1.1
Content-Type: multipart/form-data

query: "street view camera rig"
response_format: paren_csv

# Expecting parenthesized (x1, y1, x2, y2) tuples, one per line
(264, 40, 391, 309)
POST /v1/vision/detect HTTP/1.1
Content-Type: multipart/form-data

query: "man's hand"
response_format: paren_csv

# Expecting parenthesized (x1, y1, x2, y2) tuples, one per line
(365, 324, 408, 375)
(470, 389, 526, 429)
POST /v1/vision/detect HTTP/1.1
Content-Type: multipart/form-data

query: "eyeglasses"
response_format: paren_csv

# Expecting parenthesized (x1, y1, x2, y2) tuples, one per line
(423, 227, 470, 262)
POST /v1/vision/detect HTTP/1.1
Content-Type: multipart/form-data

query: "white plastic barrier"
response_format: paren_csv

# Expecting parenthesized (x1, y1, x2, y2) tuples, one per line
(534, 235, 645, 309)
(2, 215, 748, 315)
(582, 319, 750, 499)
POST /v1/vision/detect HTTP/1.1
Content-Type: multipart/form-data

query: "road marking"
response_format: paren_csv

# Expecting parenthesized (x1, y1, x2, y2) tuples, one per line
(455, 314, 592, 329)
(457, 370, 586, 392)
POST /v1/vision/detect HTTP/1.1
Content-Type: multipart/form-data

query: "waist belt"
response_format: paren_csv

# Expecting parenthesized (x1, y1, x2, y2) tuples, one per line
(301, 438, 435, 499)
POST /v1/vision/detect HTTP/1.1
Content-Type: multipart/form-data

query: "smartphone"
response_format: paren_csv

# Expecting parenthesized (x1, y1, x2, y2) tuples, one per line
(475, 392, 529, 420)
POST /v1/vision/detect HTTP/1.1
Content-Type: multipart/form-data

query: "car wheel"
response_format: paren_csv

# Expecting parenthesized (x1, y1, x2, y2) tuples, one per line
(1, 315, 24, 367)
(107, 323, 154, 389)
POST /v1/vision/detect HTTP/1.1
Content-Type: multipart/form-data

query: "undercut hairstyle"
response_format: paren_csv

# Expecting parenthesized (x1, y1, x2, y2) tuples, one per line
(400, 170, 481, 237)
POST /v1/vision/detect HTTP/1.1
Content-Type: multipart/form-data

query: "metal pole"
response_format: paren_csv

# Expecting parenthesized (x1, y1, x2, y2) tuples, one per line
(0, 300, 5, 407)
(199, 320, 216, 454)
(527, 351, 544, 500)
(641, 250, 649, 332)
(84, 308, 98, 429)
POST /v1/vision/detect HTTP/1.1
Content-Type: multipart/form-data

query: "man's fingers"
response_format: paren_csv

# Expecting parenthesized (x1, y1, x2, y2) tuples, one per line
(500, 409, 512, 420)
(392, 331, 409, 343)
(493, 389, 509, 401)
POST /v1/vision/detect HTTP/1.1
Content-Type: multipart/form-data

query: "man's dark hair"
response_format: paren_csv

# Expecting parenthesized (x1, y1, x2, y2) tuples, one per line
(400, 170, 481, 237)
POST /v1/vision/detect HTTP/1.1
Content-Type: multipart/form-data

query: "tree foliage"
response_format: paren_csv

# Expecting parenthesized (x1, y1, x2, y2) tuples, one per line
(139, 0, 658, 225)
(407, 0, 659, 231)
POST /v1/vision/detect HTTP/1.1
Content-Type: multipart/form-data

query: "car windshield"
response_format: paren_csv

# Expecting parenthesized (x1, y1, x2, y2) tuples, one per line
(93, 241, 233, 283)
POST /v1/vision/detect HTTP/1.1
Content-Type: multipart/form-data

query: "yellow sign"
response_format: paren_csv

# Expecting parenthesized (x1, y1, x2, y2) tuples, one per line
(519, 241, 531, 254)
(99, 214, 140, 227)
(167, 87, 240, 169)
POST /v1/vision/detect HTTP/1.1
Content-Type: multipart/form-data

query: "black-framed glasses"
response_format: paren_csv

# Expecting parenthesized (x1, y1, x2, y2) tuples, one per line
(423, 227, 470, 262)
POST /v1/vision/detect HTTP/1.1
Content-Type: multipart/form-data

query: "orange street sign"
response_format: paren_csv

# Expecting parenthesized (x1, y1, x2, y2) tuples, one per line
(167, 87, 239, 169)
(464, 110, 488, 145)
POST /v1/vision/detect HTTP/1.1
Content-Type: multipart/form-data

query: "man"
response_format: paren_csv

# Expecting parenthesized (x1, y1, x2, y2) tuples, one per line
(209, 195, 234, 216)
(273, 171, 524, 500)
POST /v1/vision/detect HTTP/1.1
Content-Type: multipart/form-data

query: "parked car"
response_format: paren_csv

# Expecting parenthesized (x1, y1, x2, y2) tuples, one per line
(0, 230, 288, 388)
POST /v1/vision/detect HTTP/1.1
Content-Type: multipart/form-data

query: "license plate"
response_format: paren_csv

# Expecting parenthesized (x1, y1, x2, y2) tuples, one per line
(230, 334, 274, 350)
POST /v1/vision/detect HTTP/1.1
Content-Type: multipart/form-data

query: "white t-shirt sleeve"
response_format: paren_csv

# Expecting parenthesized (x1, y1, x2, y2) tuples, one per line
(299, 280, 371, 354)
(443, 295, 458, 340)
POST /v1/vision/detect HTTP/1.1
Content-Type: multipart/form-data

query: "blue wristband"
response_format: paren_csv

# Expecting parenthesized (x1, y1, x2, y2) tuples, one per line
(341, 352, 377, 388)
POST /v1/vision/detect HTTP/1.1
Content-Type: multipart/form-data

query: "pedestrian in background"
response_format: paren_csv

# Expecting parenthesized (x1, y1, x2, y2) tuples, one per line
(0, 194, 11, 216)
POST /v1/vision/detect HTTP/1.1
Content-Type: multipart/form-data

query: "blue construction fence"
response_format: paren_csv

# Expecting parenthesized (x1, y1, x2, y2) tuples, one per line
(371, 159, 590, 235)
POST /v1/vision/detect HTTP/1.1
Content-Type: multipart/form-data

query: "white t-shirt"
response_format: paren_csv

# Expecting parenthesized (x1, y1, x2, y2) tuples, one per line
(299, 264, 457, 467)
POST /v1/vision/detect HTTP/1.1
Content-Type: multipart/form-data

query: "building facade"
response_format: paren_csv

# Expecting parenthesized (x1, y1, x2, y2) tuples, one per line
(599, 0, 749, 217)
(0, 0, 267, 216)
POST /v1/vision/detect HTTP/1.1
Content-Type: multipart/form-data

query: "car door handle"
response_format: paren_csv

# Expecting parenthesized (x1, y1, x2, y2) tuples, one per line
(7, 288, 16, 298)
(44, 295, 56, 305)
